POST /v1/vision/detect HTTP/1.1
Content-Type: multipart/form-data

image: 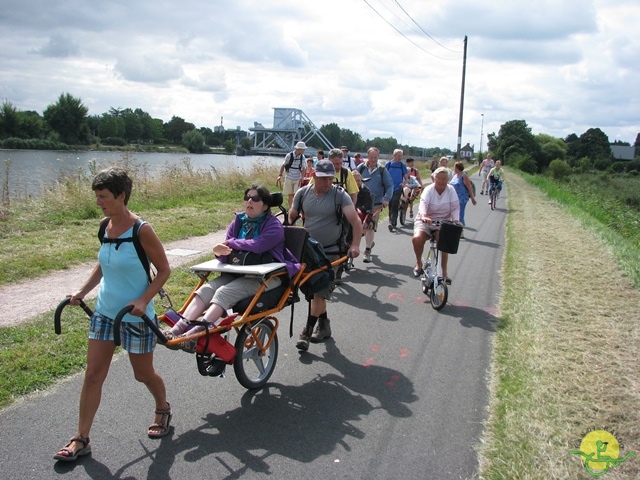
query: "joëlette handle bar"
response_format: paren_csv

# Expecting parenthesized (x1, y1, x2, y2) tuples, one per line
(54, 297, 94, 334)
(371, 204, 385, 216)
(113, 305, 167, 347)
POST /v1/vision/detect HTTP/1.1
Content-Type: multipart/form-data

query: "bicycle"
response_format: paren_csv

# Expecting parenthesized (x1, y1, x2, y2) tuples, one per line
(420, 221, 448, 310)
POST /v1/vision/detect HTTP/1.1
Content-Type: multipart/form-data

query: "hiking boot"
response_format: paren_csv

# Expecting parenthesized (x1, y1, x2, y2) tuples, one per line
(161, 329, 181, 350)
(363, 248, 372, 263)
(388, 224, 395, 232)
(178, 334, 198, 354)
(296, 327, 310, 351)
(310, 318, 331, 343)
(163, 329, 197, 353)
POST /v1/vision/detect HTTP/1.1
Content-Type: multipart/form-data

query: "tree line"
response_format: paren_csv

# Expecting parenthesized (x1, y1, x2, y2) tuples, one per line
(487, 119, 640, 177)
(0, 94, 243, 153)
(1, 92, 638, 168)
(0, 92, 453, 157)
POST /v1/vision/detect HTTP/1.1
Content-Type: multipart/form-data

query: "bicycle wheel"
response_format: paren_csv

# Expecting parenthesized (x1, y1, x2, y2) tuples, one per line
(430, 279, 448, 310)
(233, 319, 278, 390)
(399, 205, 406, 225)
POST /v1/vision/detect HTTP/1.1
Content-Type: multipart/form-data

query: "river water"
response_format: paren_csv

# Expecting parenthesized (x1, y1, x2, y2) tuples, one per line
(0, 150, 281, 199)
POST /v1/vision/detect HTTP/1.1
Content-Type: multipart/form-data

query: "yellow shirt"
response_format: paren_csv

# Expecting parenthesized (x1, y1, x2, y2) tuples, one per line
(309, 167, 359, 196)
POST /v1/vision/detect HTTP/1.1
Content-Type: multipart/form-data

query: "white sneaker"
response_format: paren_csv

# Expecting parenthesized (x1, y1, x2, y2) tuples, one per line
(363, 249, 372, 263)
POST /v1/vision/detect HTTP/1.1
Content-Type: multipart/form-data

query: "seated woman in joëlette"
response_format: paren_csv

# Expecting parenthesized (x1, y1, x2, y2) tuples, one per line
(163, 184, 300, 352)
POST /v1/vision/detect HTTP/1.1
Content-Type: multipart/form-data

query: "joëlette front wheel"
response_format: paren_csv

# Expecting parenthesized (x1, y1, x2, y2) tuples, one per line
(399, 205, 406, 225)
(233, 319, 278, 390)
(491, 190, 497, 210)
(430, 279, 448, 310)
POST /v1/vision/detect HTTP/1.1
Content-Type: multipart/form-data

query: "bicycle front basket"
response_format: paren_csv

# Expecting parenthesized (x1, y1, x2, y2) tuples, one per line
(437, 221, 463, 254)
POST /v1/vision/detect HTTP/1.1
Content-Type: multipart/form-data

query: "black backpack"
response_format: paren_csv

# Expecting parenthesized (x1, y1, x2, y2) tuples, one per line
(98, 217, 152, 284)
(299, 236, 334, 300)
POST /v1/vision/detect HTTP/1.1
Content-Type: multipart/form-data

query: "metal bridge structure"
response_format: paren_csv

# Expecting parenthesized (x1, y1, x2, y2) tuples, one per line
(249, 108, 334, 155)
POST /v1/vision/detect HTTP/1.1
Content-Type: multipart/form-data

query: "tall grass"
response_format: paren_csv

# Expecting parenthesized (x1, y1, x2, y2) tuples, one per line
(479, 170, 640, 479)
(524, 173, 640, 287)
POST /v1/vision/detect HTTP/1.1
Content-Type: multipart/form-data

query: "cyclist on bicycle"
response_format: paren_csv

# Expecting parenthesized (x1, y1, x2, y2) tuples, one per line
(487, 160, 505, 203)
(411, 167, 460, 283)
(479, 153, 494, 195)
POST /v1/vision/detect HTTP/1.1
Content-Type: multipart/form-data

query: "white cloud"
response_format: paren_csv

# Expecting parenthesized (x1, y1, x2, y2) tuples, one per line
(0, 0, 638, 148)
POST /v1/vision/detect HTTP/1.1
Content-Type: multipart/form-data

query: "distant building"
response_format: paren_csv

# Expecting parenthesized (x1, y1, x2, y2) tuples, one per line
(460, 143, 474, 159)
(610, 145, 635, 160)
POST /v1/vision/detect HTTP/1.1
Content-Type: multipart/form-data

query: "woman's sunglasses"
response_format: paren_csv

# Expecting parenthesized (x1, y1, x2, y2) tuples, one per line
(244, 194, 262, 202)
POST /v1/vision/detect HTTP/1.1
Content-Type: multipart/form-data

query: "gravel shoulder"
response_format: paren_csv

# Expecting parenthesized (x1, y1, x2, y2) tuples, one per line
(0, 230, 226, 327)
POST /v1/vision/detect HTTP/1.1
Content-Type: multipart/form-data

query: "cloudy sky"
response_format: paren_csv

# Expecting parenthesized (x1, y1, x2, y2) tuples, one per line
(1, 0, 638, 149)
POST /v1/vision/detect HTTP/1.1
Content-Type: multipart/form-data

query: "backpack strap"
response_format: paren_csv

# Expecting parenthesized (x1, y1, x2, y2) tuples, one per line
(294, 185, 312, 224)
(285, 151, 303, 172)
(284, 151, 294, 172)
(131, 219, 152, 284)
(98, 217, 152, 284)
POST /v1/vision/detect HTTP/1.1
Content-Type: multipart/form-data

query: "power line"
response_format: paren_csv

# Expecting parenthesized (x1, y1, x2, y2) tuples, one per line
(394, 0, 461, 53)
(363, 0, 458, 61)
(375, 0, 427, 41)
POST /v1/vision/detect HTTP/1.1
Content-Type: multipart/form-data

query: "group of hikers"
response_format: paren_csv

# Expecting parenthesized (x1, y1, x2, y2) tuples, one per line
(53, 146, 504, 463)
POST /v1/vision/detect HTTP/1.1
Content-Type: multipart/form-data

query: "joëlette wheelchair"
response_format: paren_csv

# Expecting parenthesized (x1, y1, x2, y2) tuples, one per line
(54, 193, 347, 390)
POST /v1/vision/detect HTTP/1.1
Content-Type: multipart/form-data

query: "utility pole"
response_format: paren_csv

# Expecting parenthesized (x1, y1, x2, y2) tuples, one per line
(479, 113, 484, 161)
(456, 35, 468, 160)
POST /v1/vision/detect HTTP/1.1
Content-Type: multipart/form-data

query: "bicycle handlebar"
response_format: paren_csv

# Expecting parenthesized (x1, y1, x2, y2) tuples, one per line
(54, 297, 93, 334)
(113, 305, 167, 347)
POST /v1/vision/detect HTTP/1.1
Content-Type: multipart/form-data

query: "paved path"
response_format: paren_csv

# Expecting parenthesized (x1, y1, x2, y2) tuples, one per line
(0, 177, 507, 479)
(0, 231, 226, 327)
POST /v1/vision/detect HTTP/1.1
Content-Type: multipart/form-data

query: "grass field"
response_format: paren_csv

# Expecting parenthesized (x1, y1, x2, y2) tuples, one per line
(478, 172, 640, 479)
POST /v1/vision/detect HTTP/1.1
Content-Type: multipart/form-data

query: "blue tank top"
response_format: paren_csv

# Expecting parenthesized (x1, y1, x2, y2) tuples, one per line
(450, 174, 469, 203)
(95, 224, 155, 322)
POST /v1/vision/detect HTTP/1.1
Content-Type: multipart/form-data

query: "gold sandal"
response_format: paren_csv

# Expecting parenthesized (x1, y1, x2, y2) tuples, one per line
(148, 402, 172, 438)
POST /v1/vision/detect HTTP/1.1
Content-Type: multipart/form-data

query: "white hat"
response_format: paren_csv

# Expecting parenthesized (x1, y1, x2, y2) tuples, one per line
(294, 141, 307, 150)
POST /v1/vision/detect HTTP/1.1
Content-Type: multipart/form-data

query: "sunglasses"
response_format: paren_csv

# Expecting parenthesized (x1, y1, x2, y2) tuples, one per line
(244, 194, 262, 202)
